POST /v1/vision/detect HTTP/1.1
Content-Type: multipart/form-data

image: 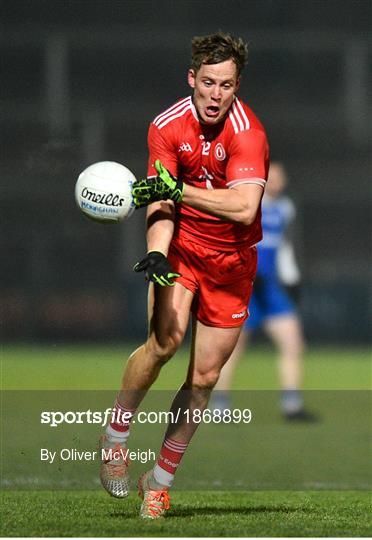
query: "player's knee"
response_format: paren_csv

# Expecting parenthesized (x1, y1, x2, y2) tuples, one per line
(146, 334, 181, 364)
(191, 369, 220, 390)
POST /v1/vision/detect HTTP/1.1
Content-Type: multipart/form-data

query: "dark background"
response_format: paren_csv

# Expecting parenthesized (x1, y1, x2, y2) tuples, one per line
(1, 0, 371, 344)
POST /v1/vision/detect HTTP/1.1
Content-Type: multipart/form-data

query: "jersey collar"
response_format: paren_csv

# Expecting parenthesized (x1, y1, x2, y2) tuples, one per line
(189, 96, 200, 123)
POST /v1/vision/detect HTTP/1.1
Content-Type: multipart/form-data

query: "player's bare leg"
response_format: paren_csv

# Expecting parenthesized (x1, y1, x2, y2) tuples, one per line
(212, 327, 249, 410)
(168, 319, 242, 438)
(139, 318, 242, 518)
(264, 314, 307, 418)
(215, 327, 248, 390)
(100, 282, 193, 499)
(118, 282, 193, 404)
(264, 314, 304, 390)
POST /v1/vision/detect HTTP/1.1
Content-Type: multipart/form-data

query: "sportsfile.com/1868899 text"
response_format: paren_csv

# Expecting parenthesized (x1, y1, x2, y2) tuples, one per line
(40, 407, 252, 427)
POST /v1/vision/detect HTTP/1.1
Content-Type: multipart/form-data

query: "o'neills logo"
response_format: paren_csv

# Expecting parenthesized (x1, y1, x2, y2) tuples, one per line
(232, 310, 246, 319)
(81, 187, 124, 207)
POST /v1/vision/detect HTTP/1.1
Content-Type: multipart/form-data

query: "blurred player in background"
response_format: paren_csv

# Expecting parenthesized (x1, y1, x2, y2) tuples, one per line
(277, 223, 302, 302)
(99, 32, 269, 518)
(213, 162, 316, 420)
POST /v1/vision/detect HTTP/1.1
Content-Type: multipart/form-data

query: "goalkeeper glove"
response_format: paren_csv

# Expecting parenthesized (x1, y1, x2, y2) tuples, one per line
(132, 160, 185, 209)
(133, 251, 181, 286)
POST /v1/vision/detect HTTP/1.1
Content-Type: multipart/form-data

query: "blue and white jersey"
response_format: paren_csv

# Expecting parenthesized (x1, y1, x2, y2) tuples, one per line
(257, 195, 295, 277)
(245, 195, 297, 330)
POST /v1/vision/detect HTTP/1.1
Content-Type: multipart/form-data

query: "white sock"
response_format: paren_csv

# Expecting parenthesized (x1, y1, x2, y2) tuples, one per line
(106, 424, 130, 445)
(153, 464, 174, 488)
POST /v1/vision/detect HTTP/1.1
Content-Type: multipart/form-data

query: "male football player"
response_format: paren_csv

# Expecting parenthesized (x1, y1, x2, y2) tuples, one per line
(99, 31, 269, 519)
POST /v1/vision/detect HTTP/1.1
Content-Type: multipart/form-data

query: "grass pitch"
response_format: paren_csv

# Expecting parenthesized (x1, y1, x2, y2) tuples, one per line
(1, 490, 371, 537)
(1, 344, 371, 536)
(2, 343, 370, 390)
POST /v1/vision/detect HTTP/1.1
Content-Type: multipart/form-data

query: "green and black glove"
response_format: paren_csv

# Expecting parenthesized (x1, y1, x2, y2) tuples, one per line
(133, 251, 181, 286)
(132, 160, 185, 209)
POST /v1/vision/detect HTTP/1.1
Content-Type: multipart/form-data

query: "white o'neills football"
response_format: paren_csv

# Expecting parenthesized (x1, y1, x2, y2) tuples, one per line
(75, 161, 136, 223)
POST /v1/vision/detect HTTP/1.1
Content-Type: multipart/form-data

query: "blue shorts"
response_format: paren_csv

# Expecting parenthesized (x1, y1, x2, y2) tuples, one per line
(245, 275, 295, 331)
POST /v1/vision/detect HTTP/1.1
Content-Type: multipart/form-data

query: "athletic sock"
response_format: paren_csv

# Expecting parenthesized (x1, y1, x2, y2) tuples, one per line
(281, 389, 304, 414)
(152, 437, 189, 488)
(105, 398, 136, 445)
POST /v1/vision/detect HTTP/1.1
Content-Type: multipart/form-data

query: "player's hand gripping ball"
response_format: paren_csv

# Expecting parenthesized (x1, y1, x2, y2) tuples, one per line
(75, 161, 136, 223)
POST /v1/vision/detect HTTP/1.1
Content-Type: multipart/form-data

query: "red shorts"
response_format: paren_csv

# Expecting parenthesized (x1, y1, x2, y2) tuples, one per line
(167, 237, 257, 328)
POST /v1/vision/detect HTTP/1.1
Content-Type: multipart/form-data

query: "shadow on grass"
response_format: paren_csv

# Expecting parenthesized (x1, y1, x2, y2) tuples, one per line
(172, 504, 312, 518)
(109, 504, 312, 519)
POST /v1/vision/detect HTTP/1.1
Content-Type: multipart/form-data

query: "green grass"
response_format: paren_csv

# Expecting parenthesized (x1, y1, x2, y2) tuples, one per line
(1, 490, 371, 537)
(1, 344, 371, 536)
(1, 343, 371, 390)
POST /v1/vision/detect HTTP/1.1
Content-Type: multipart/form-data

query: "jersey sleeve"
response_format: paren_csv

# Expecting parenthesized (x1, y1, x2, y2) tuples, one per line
(226, 128, 269, 189)
(147, 123, 179, 178)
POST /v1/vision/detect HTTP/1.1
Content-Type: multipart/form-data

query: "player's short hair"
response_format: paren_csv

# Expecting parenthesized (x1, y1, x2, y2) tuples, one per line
(191, 31, 249, 76)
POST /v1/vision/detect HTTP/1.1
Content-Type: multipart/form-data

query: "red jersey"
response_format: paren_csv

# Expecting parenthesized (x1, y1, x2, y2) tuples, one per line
(147, 95, 269, 250)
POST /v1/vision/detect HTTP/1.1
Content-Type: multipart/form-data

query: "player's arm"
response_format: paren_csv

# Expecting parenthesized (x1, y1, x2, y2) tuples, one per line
(182, 182, 263, 225)
(132, 127, 269, 225)
(146, 200, 175, 256)
(144, 125, 177, 257)
(133, 125, 181, 287)
(134, 200, 180, 287)
(133, 162, 264, 225)
(183, 128, 268, 224)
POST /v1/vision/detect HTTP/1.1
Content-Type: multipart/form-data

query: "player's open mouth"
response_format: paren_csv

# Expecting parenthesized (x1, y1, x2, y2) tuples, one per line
(205, 106, 220, 117)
